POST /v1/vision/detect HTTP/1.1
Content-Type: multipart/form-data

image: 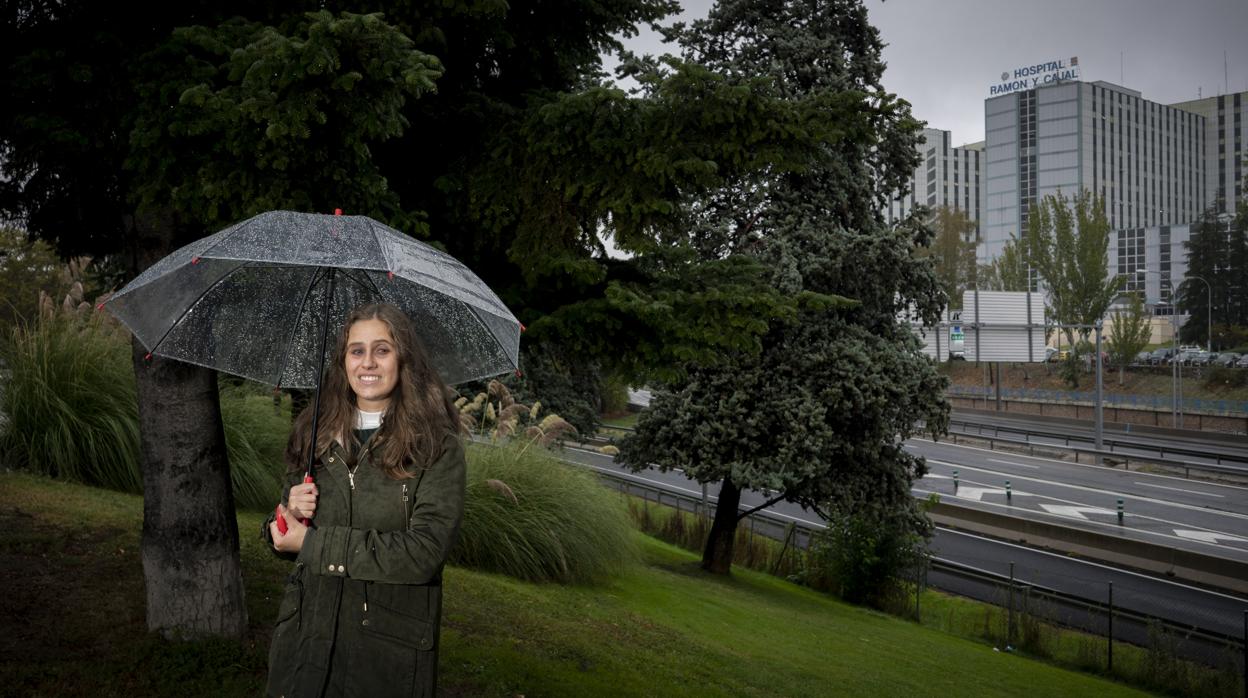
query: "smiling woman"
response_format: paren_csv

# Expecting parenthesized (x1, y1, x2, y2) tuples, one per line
(262, 302, 465, 698)
(346, 318, 400, 411)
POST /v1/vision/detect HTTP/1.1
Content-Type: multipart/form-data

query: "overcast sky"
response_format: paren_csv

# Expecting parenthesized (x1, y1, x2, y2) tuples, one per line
(612, 0, 1248, 147)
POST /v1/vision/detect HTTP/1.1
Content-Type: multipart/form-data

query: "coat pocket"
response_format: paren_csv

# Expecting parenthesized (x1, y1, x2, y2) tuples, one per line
(360, 600, 435, 651)
(355, 591, 438, 698)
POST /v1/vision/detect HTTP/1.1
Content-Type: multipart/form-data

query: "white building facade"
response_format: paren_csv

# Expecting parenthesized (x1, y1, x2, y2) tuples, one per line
(981, 80, 1207, 262)
(1172, 91, 1247, 216)
(887, 127, 983, 234)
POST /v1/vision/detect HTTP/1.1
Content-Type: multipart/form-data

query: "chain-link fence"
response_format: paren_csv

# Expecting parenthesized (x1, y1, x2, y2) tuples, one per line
(948, 384, 1248, 416)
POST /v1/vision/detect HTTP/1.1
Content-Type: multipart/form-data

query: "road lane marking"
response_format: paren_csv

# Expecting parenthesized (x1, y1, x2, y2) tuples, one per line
(914, 486, 1248, 556)
(1038, 504, 1116, 520)
(1133, 481, 1224, 498)
(907, 438, 1248, 493)
(1174, 530, 1248, 544)
(951, 487, 1024, 502)
(987, 458, 1040, 469)
(923, 459, 1248, 522)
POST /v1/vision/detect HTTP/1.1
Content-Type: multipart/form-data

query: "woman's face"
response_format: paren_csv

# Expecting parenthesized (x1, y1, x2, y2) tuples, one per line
(344, 318, 399, 412)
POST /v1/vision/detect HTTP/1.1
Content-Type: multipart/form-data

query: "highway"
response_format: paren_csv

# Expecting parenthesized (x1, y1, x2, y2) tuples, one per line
(948, 409, 1248, 468)
(907, 438, 1248, 562)
(551, 440, 1248, 649)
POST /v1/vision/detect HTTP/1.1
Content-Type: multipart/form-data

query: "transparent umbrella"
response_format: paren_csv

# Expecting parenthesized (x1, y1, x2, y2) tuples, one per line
(104, 210, 520, 529)
(105, 210, 519, 388)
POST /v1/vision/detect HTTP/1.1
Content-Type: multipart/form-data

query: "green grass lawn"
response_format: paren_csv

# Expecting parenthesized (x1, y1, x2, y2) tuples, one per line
(0, 471, 1153, 697)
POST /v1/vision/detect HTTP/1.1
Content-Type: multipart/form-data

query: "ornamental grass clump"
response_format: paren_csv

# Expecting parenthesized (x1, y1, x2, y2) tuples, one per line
(453, 439, 637, 585)
(0, 312, 141, 492)
(218, 383, 291, 510)
(1, 309, 291, 508)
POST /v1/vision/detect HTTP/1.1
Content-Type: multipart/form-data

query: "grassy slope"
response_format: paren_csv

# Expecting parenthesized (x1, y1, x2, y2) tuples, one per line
(0, 472, 1150, 697)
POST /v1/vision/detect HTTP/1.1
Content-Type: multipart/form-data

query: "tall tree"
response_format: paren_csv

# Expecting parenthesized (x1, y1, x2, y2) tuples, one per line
(3, 3, 443, 638)
(1026, 191, 1120, 346)
(1180, 204, 1248, 349)
(920, 205, 978, 309)
(1107, 292, 1151, 385)
(977, 233, 1031, 292)
(618, 0, 948, 576)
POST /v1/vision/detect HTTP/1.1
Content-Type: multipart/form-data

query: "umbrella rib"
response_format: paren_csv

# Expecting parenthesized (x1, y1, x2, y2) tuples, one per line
(146, 260, 249, 357)
(274, 266, 328, 388)
(338, 267, 382, 298)
(367, 222, 508, 315)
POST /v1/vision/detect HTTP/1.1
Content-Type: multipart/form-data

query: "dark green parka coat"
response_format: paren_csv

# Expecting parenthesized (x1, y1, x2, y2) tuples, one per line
(264, 432, 466, 698)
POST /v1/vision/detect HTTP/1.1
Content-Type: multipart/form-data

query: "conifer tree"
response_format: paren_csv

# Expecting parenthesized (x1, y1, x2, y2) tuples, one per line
(618, 0, 948, 576)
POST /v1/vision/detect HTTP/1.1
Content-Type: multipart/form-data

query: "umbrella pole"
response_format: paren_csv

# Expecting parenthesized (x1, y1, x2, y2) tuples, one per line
(278, 268, 336, 535)
(305, 267, 338, 480)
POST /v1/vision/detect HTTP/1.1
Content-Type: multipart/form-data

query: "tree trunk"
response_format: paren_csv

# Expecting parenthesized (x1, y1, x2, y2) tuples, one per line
(133, 338, 247, 638)
(701, 478, 742, 574)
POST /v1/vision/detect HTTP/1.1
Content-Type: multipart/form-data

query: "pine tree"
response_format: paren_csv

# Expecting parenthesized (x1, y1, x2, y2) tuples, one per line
(618, 0, 948, 578)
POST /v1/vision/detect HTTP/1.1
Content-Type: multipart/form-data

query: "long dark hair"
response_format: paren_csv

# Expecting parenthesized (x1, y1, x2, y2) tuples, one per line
(285, 302, 461, 479)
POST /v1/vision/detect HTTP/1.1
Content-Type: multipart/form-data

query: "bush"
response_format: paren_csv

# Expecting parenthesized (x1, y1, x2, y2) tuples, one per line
(1, 313, 291, 509)
(1202, 366, 1248, 390)
(452, 439, 637, 584)
(799, 498, 930, 607)
(219, 384, 290, 510)
(0, 312, 141, 491)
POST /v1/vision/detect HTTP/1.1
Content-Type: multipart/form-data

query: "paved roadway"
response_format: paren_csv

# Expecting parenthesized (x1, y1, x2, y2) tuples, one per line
(906, 438, 1248, 562)
(949, 409, 1248, 468)
(552, 441, 1248, 644)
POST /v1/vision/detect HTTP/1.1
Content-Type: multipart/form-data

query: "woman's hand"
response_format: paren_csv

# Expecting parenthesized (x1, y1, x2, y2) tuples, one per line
(287, 482, 318, 520)
(269, 505, 308, 553)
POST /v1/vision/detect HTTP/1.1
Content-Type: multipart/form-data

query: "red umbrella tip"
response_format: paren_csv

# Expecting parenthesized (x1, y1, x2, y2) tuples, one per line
(334, 208, 343, 216)
(520, 323, 527, 332)
(191, 257, 200, 265)
(144, 353, 152, 361)
(514, 369, 523, 378)
(387, 271, 395, 280)
(96, 302, 105, 311)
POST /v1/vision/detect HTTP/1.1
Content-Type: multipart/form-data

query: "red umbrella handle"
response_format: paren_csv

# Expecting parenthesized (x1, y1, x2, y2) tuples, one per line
(275, 474, 315, 535)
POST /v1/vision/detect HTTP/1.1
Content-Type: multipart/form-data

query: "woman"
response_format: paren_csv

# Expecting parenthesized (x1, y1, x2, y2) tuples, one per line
(264, 302, 465, 698)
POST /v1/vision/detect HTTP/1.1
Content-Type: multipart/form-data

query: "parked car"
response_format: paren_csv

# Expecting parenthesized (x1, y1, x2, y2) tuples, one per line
(1176, 349, 1202, 365)
(1238, 354, 1248, 368)
(1133, 350, 1152, 365)
(1214, 352, 1241, 367)
(1188, 350, 1212, 366)
(1148, 348, 1174, 365)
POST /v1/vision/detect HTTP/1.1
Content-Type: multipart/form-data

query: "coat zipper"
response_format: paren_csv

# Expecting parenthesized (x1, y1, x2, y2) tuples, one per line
(401, 483, 409, 520)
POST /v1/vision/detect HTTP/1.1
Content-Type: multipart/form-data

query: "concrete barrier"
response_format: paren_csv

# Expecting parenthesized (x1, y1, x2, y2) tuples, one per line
(930, 500, 1248, 596)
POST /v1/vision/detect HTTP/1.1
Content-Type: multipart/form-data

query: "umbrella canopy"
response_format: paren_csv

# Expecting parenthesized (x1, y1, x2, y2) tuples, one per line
(105, 210, 520, 388)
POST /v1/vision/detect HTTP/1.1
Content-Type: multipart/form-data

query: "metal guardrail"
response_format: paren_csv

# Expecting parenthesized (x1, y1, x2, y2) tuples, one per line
(565, 449, 1247, 665)
(607, 419, 1248, 476)
(948, 384, 1248, 417)
(940, 422, 1248, 479)
(947, 417, 1248, 468)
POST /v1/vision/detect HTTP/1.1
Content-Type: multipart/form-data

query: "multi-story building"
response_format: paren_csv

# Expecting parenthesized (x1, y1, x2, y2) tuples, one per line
(887, 127, 983, 235)
(1109, 91, 1247, 314)
(1172, 91, 1247, 216)
(981, 80, 1207, 263)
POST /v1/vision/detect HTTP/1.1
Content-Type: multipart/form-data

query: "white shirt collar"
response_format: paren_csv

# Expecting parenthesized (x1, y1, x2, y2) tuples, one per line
(355, 409, 384, 429)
